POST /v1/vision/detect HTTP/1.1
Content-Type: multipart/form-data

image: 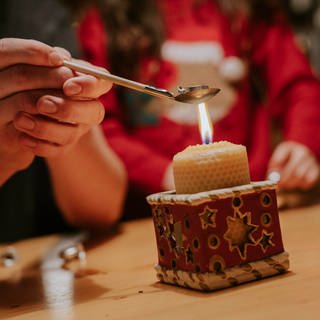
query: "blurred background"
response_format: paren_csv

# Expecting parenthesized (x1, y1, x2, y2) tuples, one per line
(284, 0, 320, 75)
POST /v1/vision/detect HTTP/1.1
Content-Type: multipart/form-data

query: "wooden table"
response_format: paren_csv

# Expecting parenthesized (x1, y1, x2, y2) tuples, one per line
(0, 203, 320, 320)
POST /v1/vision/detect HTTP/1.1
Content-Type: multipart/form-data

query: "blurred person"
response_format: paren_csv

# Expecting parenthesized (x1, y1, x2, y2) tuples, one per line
(0, 0, 127, 243)
(76, 0, 320, 217)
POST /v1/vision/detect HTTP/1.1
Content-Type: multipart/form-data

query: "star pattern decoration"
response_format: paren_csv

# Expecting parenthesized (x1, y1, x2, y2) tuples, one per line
(224, 211, 258, 260)
(258, 230, 275, 252)
(199, 206, 217, 229)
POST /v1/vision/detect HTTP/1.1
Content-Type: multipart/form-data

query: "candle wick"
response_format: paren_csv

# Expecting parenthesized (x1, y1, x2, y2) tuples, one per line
(203, 134, 212, 145)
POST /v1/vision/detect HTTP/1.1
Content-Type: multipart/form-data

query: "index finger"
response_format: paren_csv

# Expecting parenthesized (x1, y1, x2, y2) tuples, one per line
(63, 74, 112, 99)
(0, 38, 70, 69)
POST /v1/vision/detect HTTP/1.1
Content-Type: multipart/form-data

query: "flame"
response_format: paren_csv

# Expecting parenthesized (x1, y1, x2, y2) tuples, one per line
(198, 102, 213, 144)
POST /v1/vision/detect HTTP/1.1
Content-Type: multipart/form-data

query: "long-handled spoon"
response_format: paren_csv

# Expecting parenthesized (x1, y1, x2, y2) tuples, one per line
(63, 60, 220, 104)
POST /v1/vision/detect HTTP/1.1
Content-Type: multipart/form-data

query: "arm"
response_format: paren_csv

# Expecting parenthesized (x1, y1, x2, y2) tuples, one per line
(0, 38, 126, 227)
(46, 126, 127, 228)
(16, 61, 127, 228)
(252, 20, 320, 189)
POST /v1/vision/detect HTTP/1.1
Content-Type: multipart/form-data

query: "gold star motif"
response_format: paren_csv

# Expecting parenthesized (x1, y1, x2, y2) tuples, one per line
(258, 230, 275, 253)
(199, 206, 217, 229)
(224, 211, 258, 260)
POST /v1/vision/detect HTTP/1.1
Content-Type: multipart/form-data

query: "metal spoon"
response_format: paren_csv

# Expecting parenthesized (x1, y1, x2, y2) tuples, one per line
(63, 60, 220, 104)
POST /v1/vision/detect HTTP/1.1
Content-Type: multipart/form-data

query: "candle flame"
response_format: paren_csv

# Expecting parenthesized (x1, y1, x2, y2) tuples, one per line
(198, 102, 213, 144)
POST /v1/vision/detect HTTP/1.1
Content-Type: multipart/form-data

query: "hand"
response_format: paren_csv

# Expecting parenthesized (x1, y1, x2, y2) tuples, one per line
(0, 38, 113, 185)
(267, 141, 320, 190)
(0, 38, 71, 181)
(14, 61, 112, 158)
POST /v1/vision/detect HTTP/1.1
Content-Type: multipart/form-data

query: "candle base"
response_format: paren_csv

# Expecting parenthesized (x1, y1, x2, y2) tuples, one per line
(147, 181, 290, 291)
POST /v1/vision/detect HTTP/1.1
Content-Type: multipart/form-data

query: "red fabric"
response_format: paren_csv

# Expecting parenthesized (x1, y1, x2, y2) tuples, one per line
(78, 3, 320, 206)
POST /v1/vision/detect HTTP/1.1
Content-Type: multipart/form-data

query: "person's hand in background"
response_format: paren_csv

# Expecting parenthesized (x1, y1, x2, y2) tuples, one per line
(267, 141, 320, 190)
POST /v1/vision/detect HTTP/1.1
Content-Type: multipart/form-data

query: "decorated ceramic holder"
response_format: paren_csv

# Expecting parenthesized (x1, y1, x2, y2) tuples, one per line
(146, 180, 289, 291)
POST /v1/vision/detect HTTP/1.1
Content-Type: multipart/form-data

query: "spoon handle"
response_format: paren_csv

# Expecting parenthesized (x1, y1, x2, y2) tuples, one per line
(63, 60, 174, 100)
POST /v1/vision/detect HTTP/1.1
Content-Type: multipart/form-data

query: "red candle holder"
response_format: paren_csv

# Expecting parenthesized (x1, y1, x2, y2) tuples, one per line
(147, 181, 289, 291)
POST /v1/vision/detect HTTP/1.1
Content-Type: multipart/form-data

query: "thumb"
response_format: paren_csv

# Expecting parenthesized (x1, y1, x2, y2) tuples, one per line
(0, 38, 70, 69)
(268, 142, 292, 172)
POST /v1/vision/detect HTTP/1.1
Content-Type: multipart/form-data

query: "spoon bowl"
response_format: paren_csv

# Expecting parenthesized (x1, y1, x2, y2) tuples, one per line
(175, 85, 221, 104)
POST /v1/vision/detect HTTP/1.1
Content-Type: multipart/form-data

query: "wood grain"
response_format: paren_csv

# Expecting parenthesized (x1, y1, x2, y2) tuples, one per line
(0, 204, 320, 320)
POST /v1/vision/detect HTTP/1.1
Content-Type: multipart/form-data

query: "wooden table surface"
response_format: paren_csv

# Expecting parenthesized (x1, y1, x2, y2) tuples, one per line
(0, 203, 320, 320)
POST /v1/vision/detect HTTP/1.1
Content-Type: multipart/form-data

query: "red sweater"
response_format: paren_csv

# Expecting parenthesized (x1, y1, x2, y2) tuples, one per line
(78, 1, 320, 211)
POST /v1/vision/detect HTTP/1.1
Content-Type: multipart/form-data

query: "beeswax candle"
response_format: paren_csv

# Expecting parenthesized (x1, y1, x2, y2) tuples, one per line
(173, 141, 250, 194)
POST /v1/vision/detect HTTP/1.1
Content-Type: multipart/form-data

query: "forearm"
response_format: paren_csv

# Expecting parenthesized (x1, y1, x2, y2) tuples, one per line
(46, 126, 127, 229)
(283, 81, 320, 160)
(254, 22, 320, 157)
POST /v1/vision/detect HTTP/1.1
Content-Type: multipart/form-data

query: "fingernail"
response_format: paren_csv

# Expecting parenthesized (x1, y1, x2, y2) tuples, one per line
(39, 99, 58, 114)
(268, 171, 281, 183)
(16, 115, 35, 131)
(53, 46, 72, 60)
(65, 82, 82, 95)
(49, 51, 63, 66)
